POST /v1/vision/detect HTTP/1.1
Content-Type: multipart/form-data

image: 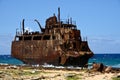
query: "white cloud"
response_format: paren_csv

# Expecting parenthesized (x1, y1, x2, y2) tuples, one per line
(88, 36, 120, 53)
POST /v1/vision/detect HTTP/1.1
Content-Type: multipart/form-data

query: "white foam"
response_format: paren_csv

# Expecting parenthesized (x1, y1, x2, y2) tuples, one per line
(41, 63, 83, 69)
(42, 63, 55, 68)
(0, 63, 9, 65)
(112, 64, 120, 68)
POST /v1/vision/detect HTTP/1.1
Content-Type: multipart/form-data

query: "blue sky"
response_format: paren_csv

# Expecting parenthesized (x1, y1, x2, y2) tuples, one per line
(0, 0, 120, 54)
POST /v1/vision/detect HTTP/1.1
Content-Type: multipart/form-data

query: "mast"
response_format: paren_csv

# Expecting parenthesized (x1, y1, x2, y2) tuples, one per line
(58, 7, 61, 27)
(22, 19, 25, 34)
(58, 7, 60, 23)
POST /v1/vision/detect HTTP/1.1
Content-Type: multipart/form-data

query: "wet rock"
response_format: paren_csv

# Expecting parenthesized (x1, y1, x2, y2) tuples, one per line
(91, 62, 104, 72)
(91, 62, 120, 73)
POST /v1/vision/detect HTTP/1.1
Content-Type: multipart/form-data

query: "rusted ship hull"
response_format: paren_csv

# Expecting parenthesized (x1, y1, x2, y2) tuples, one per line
(12, 40, 60, 65)
(11, 8, 93, 67)
(12, 40, 93, 67)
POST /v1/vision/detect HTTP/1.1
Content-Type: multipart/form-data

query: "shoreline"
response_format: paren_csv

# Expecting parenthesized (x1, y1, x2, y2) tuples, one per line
(0, 64, 120, 80)
(1, 54, 120, 68)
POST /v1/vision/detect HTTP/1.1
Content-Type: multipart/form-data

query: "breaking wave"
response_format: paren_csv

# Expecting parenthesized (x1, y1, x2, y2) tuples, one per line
(112, 64, 120, 68)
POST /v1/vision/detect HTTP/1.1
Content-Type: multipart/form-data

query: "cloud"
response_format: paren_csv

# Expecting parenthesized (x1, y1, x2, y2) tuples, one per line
(88, 36, 120, 53)
(89, 36, 120, 44)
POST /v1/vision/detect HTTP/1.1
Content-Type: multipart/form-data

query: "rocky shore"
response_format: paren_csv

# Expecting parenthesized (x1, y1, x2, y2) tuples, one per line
(0, 64, 120, 80)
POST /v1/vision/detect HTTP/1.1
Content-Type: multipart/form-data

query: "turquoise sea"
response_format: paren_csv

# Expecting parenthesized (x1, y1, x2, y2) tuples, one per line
(0, 54, 120, 68)
(89, 54, 120, 68)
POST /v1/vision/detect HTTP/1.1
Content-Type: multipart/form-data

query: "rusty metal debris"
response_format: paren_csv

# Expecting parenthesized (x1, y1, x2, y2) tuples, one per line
(11, 8, 94, 67)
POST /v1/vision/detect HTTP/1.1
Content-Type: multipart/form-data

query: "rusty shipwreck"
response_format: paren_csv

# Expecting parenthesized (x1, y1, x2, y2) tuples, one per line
(11, 8, 93, 67)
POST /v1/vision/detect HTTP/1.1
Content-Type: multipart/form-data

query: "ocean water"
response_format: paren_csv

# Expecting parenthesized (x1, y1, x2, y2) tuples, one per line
(0, 54, 120, 68)
(0, 55, 23, 65)
(89, 54, 120, 68)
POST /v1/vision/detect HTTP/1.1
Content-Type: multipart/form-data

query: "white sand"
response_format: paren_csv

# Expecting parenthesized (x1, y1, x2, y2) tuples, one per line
(0, 65, 119, 80)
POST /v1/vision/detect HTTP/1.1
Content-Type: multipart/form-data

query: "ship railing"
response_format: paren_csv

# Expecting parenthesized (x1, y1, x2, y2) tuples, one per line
(16, 31, 23, 37)
(61, 19, 76, 25)
(15, 28, 22, 36)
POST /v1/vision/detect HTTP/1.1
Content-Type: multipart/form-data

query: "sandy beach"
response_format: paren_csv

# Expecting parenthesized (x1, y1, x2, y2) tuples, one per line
(0, 65, 120, 80)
